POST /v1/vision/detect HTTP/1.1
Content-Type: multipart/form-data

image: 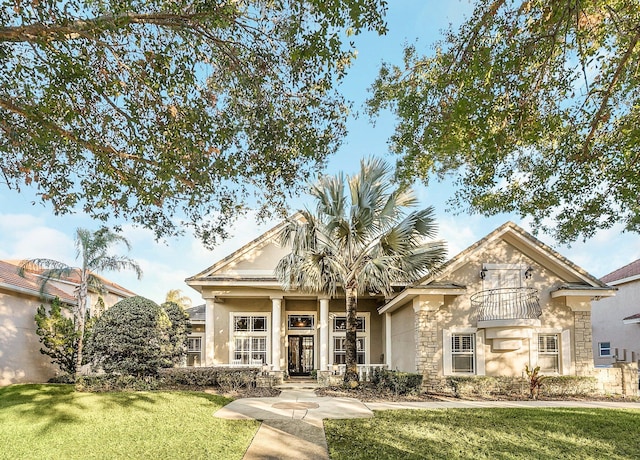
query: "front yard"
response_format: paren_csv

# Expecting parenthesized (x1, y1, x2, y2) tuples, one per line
(0, 384, 258, 460)
(325, 407, 640, 459)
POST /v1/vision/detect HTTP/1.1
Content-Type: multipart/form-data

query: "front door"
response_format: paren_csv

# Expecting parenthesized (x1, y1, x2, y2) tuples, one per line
(288, 336, 314, 376)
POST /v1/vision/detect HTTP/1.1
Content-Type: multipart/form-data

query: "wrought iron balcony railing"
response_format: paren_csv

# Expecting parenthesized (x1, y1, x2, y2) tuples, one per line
(470, 287, 541, 322)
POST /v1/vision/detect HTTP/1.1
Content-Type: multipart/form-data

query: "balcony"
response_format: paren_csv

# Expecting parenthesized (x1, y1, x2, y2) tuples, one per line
(470, 288, 541, 350)
(471, 287, 541, 322)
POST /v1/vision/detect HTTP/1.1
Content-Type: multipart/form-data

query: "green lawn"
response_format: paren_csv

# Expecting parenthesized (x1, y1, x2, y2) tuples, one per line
(0, 384, 258, 460)
(325, 408, 640, 460)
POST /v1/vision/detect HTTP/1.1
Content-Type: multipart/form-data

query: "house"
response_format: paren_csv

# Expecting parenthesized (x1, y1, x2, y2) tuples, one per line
(0, 260, 137, 385)
(592, 259, 640, 366)
(185, 220, 628, 389)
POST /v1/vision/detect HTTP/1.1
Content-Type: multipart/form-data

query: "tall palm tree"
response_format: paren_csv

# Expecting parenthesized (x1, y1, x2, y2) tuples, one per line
(275, 158, 447, 383)
(20, 227, 142, 378)
(165, 289, 193, 310)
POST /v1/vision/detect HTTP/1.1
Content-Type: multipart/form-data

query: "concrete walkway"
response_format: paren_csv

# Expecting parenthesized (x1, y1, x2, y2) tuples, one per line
(214, 386, 640, 460)
(214, 388, 372, 460)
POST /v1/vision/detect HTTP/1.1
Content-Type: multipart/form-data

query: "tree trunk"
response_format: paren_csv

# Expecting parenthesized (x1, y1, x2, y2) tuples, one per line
(74, 282, 87, 380)
(343, 284, 359, 385)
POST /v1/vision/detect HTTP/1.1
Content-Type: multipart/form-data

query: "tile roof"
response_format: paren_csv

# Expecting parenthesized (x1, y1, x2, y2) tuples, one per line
(600, 259, 640, 284)
(4, 259, 137, 297)
(0, 260, 75, 303)
(185, 304, 205, 322)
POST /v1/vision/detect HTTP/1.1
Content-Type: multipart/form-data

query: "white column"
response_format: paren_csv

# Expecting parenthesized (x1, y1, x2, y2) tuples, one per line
(271, 297, 282, 371)
(205, 298, 216, 366)
(385, 312, 392, 368)
(319, 297, 330, 371)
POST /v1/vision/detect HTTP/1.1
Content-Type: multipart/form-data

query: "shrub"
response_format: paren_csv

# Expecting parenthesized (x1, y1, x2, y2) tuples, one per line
(161, 301, 191, 365)
(75, 374, 160, 392)
(34, 298, 79, 378)
(216, 368, 260, 392)
(158, 367, 218, 387)
(371, 368, 423, 395)
(86, 296, 172, 377)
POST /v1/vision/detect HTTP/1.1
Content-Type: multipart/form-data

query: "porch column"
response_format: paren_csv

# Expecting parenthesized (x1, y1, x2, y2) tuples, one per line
(385, 312, 392, 368)
(204, 298, 216, 366)
(319, 297, 330, 371)
(271, 297, 282, 371)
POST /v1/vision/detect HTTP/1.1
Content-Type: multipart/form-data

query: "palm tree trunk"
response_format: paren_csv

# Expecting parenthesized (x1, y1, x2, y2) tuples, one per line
(74, 283, 87, 380)
(344, 284, 359, 385)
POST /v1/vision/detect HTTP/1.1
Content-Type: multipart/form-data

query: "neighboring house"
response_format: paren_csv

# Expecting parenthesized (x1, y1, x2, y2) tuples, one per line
(592, 259, 640, 367)
(186, 220, 616, 386)
(0, 260, 137, 385)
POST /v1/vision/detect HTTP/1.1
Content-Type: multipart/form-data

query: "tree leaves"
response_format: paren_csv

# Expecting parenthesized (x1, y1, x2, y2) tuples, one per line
(1, 0, 387, 248)
(369, 0, 640, 243)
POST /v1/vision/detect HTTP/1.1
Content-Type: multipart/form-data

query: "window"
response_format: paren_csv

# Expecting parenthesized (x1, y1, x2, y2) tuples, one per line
(333, 316, 365, 332)
(599, 342, 612, 357)
(333, 337, 365, 364)
(186, 335, 203, 367)
(451, 333, 475, 373)
(234, 337, 266, 364)
(234, 315, 266, 332)
(231, 313, 269, 365)
(330, 314, 369, 365)
(538, 334, 559, 372)
(288, 315, 314, 329)
(187, 337, 201, 352)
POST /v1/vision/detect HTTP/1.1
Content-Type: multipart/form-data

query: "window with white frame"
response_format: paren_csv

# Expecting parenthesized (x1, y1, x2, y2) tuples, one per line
(538, 334, 559, 372)
(599, 341, 612, 357)
(451, 333, 475, 373)
(231, 314, 269, 365)
(186, 336, 203, 367)
(330, 314, 368, 365)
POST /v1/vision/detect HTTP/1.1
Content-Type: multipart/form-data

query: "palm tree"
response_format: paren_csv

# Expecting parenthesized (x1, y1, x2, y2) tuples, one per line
(165, 289, 193, 310)
(20, 227, 142, 379)
(275, 158, 447, 383)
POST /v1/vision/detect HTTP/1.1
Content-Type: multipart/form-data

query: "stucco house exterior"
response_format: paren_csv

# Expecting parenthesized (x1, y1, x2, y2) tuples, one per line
(186, 220, 623, 389)
(0, 259, 136, 385)
(593, 259, 640, 367)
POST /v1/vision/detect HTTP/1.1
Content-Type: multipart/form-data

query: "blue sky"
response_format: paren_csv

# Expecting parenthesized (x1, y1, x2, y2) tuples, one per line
(1, 1, 638, 306)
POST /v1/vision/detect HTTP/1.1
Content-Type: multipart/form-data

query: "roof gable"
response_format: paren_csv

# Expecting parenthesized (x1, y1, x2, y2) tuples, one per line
(418, 222, 606, 288)
(186, 214, 302, 282)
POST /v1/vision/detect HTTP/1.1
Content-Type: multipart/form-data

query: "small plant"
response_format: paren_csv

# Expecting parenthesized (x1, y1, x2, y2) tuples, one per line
(525, 365, 548, 399)
(34, 297, 80, 379)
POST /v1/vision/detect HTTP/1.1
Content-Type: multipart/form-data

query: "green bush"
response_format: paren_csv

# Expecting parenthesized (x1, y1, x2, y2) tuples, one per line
(34, 298, 79, 378)
(445, 375, 598, 398)
(370, 368, 423, 395)
(158, 367, 218, 387)
(86, 296, 173, 377)
(75, 374, 160, 392)
(161, 301, 191, 365)
(216, 368, 260, 392)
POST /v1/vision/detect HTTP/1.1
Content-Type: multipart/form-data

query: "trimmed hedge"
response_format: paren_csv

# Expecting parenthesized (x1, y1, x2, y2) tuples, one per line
(370, 368, 423, 395)
(76, 367, 262, 392)
(446, 375, 598, 398)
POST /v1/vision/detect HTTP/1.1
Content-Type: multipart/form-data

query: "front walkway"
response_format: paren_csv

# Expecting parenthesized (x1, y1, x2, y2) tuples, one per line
(213, 385, 640, 460)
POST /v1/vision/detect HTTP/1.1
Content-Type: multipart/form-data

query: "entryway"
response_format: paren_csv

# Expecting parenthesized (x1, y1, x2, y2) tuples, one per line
(288, 335, 314, 376)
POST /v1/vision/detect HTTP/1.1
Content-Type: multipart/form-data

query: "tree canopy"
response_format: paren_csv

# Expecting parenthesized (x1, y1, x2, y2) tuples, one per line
(2, 0, 387, 248)
(369, 0, 640, 243)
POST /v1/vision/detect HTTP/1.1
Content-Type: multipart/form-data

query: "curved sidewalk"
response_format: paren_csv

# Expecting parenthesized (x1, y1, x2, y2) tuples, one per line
(214, 388, 640, 460)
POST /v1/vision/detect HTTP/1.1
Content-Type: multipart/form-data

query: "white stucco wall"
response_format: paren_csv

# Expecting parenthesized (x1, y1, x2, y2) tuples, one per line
(592, 279, 640, 366)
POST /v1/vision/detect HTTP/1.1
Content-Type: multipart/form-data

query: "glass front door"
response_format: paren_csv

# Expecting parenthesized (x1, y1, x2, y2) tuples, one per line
(288, 336, 314, 376)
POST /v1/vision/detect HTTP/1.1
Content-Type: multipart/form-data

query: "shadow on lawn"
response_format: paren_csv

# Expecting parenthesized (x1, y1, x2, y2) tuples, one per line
(326, 408, 640, 460)
(0, 384, 222, 435)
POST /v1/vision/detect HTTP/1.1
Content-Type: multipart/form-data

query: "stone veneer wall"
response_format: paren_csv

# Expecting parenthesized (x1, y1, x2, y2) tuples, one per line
(574, 311, 594, 375)
(415, 309, 449, 392)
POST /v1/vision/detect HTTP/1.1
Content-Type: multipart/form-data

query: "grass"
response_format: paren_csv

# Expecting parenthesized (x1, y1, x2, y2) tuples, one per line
(0, 384, 259, 460)
(325, 408, 640, 459)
